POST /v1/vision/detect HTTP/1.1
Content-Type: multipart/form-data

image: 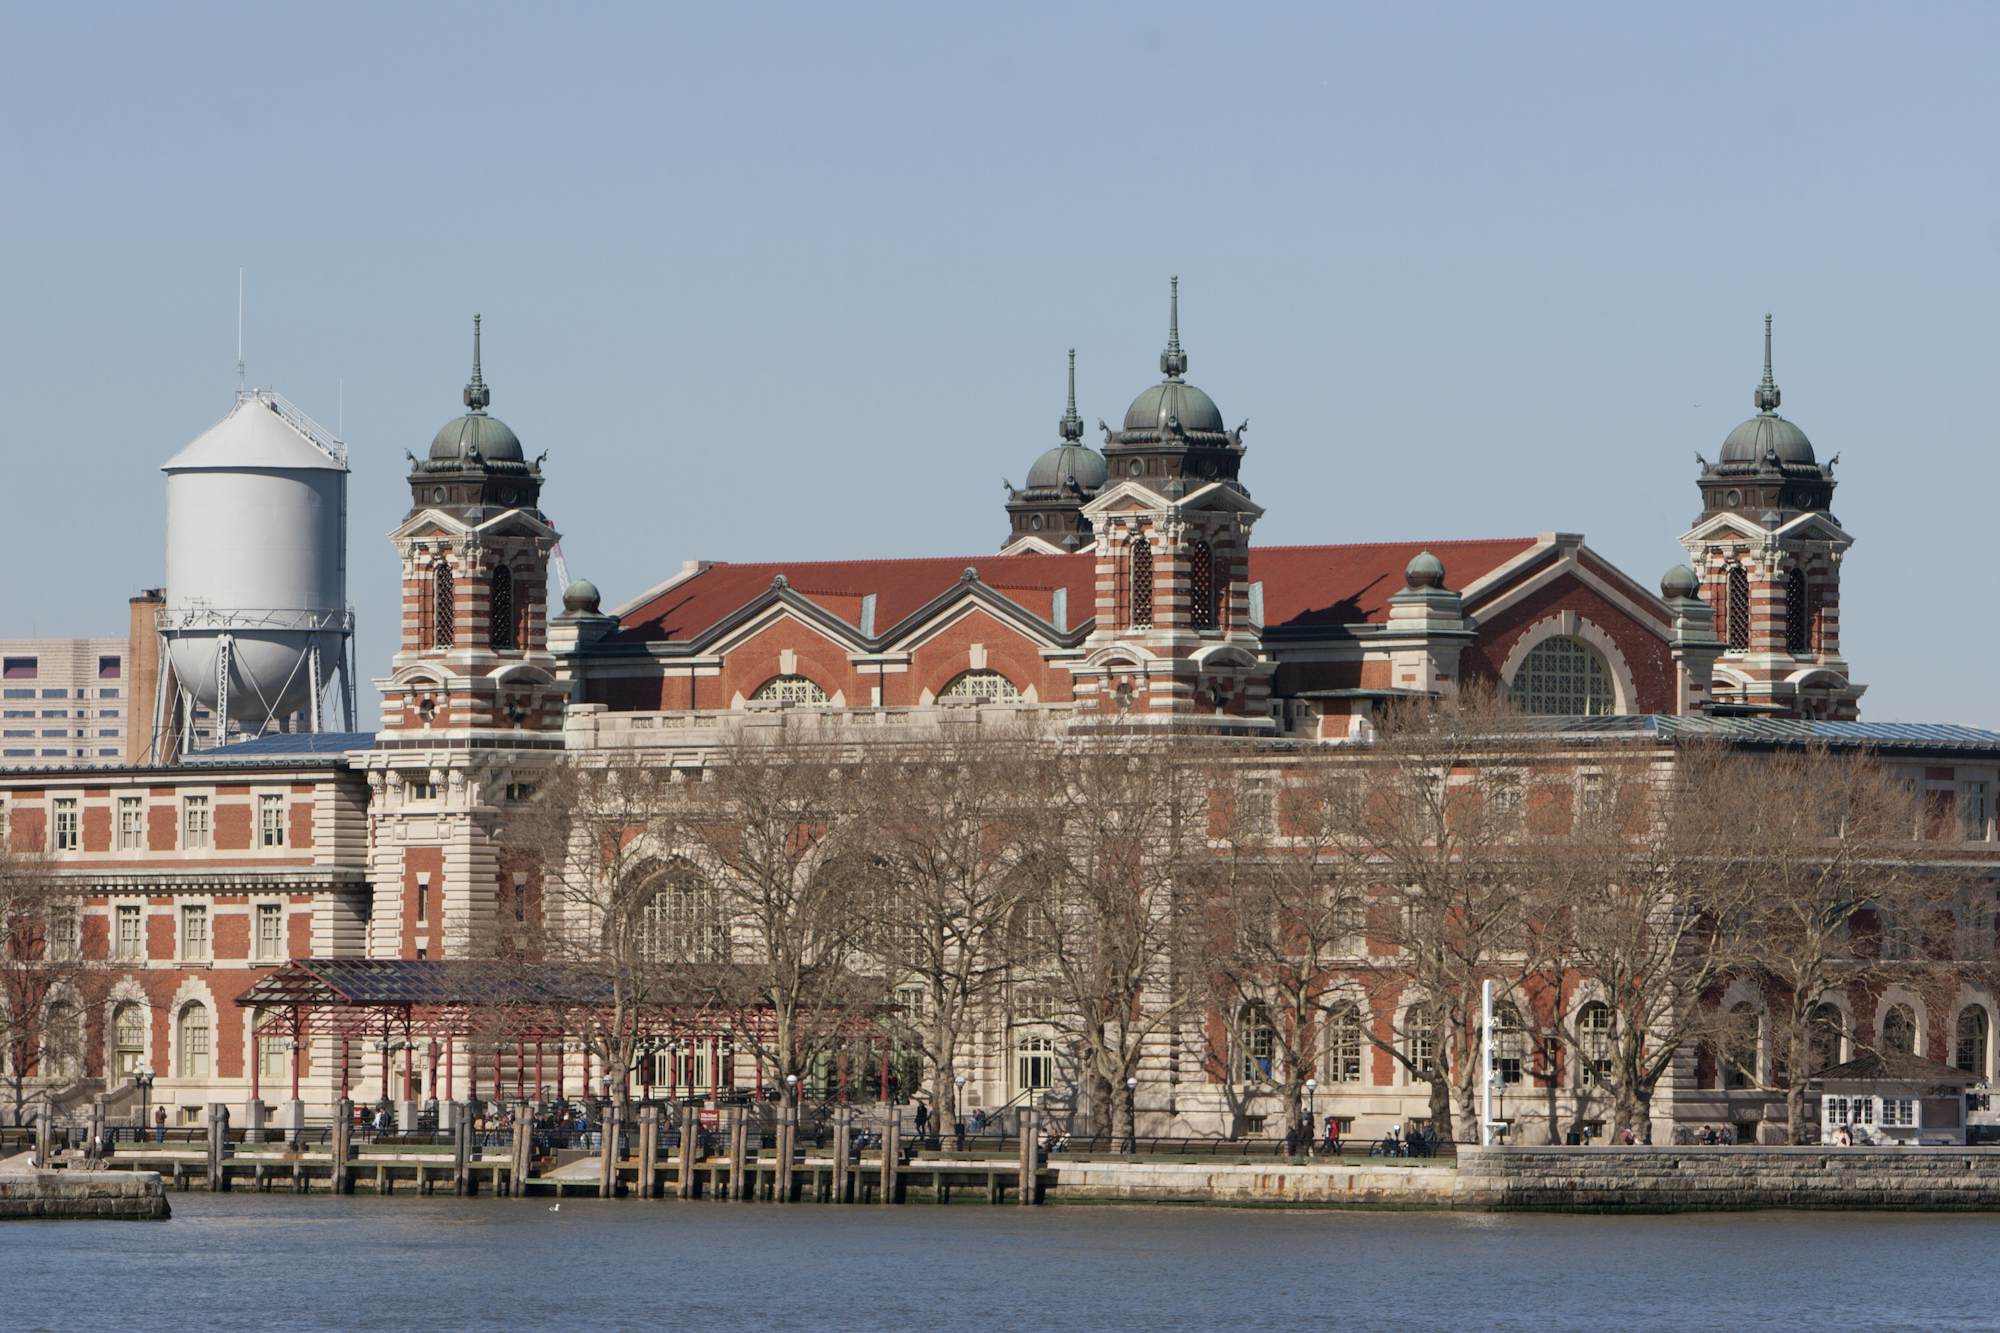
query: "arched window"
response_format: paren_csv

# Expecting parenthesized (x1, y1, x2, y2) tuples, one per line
(1236, 1002, 1275, 1082)
(42, 1000, 81, 1080)
(636, 863, 729, 964)
(1881, 1003, 1917, 1055)
(432, 562, 456, 650)
(1406, 1005, 1441, 1079)
(1325, 1002, 1364, 1084)
(1726, 566, 1750, 651)
(490, 564, 516, 651)
(1129, 539, 1154, 629)
(1723, 1002, 1759, 1089)
(751, 675, 829, 706)
(1784, 567, 1809, 654)
(178, 1002, 210, 1079)
(1956, 1007, 1991, 1078)
(1578, 1001, 1614, 1087)
(1808, 1003, 1845, 1074)
(1492, 1001, 1524, 1086)
(939, 670, 1023, 703)
(1188, 540, 1217, 630)
(112, 1003, 145, 1080)
(1508, 636, 1613, 716)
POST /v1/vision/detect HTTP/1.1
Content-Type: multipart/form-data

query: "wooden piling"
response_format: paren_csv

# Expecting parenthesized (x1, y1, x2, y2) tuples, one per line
(1017, 1108, 1036, 1206)
(453, 1105, 471, 1197)
(677, 1111, 697, 1199)
(774, 1104, 795, 1203)
(832, 1105, 853, 1203)
(637, 1107, 660, 1199)
(880, 1117, 899, 1205)
(510, 1101, 532, 1197)
(726, 1108, 748, 1201)
(332, 1099, 353, 1195)
(207, 1103, 228, 1192)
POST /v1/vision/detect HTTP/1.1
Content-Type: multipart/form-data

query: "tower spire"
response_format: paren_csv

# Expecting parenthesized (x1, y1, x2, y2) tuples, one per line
(1059, 348, 1083, 442)
(1754, 312, 1780, 414)
(463, 313, 491, 413)
(1160, 275, 1187, 380)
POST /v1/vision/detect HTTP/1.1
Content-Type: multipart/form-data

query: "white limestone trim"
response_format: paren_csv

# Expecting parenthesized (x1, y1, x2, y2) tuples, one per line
(1456, 537, 1557, 603)
(997, 535, 1071, 557)
(103, 978, 153, 1076)
(1948, 988, 1997, 1079)
(1469, 548, 1670, 638)
(489, 662, 557, 686)
(1785, 666, 1852, 690)
(1493, 611, 1639, 715)
(608, 560, 715, 620)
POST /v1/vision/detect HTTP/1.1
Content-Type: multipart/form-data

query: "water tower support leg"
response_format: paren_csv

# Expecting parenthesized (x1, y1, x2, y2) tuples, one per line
(308, 643, 323, 733)
(214, 635, 232, 742)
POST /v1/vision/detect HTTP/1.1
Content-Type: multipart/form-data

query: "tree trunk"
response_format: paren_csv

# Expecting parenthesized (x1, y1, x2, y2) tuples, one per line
(1428, 1075, 1455, 1142)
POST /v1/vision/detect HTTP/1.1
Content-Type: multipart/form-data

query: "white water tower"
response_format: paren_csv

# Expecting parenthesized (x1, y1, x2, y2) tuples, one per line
(157, 389, 355, 753)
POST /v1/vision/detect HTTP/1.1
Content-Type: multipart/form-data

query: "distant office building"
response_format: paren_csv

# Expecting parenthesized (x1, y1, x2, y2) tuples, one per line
(0, 637, 133, 767)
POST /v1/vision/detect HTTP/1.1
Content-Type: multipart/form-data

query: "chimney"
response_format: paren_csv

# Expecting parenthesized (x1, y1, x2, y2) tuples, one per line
(125, 589, 165, 764)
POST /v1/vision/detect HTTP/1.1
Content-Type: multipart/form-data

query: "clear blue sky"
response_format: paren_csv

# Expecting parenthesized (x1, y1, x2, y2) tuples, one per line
(3, 2, 1995, 725)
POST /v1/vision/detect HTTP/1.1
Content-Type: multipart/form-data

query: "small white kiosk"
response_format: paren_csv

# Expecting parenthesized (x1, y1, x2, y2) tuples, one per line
(1811, 1050, 1980, 1146)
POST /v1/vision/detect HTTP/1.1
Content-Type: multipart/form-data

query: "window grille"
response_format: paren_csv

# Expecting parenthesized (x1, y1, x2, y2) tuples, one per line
(1237, 1004, 1276, 1082)
(1784, 567, 1809, 653)
(1726, 566, 1750, 650)
(1507, 636, 1613, 716)
(1129, 539, 1154, 629)
(52, 798, 78, 851)
(1015, 1036, 1054, 1093)
(637, 865, 729, 963)
(751, 675, 829, 706)
(1807, 581, 1826, 654)
(1188, 540, 1216, 629)
(1956, 1007, 1990, 1078)
(432, 562, 456, 649)
(490, 564, 516, 651)
(939, 670, 1023, 703)
(180, 904, 209, 961)
(259, 794, 286, 848)
(1326, 1003, 1364, 1084)
(179, 1003, 210, 1078)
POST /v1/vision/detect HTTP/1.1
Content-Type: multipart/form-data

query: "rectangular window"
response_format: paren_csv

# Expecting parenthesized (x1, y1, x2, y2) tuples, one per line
(40, 709, 68, 718)
(416, 876, 430, 924)
(255, 903, 283, 962)
(99, 688, 120, 700)
(117, 797, 143, 850)
(180, 904, 209, 961)
(2, 689, 35, 699)
(116, 905, 143, 961)
(1964, 783, 1990, 841)
(2, 657, 36, 679)
(1, 730, 27, 738)
(41, 688, 67, 698)
(98, 656, 121, 679)
(405, 780, 437, 803)
(46, 903, 79, 960)
(181, 796, 210, 849)
(98, 749, 119, 758)
(505, 782, 537, 802)
(513, 872, 528, 922)
(259, 794, 286, 848)
(52, 798, 79, 851)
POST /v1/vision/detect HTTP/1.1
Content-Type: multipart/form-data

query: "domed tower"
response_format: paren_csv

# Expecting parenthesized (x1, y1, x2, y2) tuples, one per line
(364, 316, 566, 966)
(1072, 279, 1273, 732)
(1100, 276, 1247, 496)
(1002, 350, 1107, 553)
(1682, 316, 1860, 719)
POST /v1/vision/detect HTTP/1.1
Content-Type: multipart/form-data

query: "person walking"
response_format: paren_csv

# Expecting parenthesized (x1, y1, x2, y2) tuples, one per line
(914, 1101, 930, 1144)
(1324, 1116, 1341, 1156)
(153, 1104, 167, 1144)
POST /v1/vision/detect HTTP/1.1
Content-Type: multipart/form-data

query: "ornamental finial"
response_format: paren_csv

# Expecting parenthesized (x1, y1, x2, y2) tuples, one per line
(1753, 312, 1780, 415)
(1058, 348, 1083, 442)
(463, 313, 491, 413)
(1159, 275, 1187, 380)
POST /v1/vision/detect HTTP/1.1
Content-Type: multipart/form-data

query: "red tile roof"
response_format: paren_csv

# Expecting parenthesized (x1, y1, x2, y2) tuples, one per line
(613, 538, 1542, 644)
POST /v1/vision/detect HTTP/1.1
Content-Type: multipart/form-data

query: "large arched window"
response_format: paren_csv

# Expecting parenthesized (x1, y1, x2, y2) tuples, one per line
(1324, 1002, 1364, 1085)
(42, 1000, 81, 1081)
(939, 670, 1023, 703)
(1726, 566, 1750, 651)
(1808, 1003, 1845, 1073)
(636, 863, 729, 964)
(1956, 1007, 1991, 1078)
(1235, 1002, 1275, 1082)
(178, 1002, 210, 1079)
(751, 675, 829, 706)
(1508, 636, 1613, 716)
(1188, 540, 1217, 630)
(490, 564, 516, 651)
(1129, 539, 1154, 629)
(1578, 1001, 1614, 1087)
(1784, 566, 1809, 654)
(1881, 1003, 1917, 1055)
(112, 1003, 145, 1079)
(1406, 1005, 1442, 1079)
(432, 562, 456, 650)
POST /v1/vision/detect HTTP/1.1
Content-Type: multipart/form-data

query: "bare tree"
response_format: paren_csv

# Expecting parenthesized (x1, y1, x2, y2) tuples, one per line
(0, 846, 104, 1125)
(854, 724, 1045, 1138)
(1018, 734, 1210, 1151)
(663, 728, 881, 1120)
(1696, 741, 1962, 1142)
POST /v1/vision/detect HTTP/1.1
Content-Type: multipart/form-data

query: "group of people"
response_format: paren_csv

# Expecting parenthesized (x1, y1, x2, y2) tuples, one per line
(1282, 1116, 1343, 1157)
(1372, 1122, 1441, 1158)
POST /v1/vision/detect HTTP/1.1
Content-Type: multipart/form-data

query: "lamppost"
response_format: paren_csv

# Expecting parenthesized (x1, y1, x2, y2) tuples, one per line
(953, 1073, 967, 1150)
(1305, 1079, 1318, 1157)
(135, 1066, 155, 1141)
(1124, 1076, 1138, 1153)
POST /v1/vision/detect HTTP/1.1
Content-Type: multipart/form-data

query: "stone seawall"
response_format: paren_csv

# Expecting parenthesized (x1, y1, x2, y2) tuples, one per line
(0, 1170, 171, 1220)
(1460, 1146, 2000, 1212)
(1045, 1149, 2000, 1212)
